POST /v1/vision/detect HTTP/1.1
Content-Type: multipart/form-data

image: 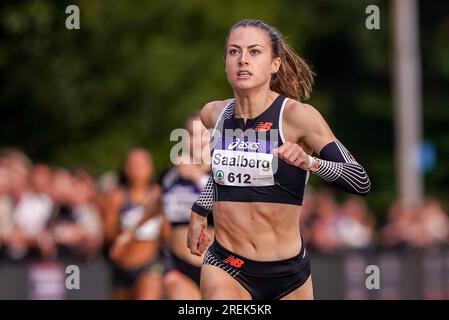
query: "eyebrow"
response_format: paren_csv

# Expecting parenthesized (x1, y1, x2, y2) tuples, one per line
(228, 44, 264, 49)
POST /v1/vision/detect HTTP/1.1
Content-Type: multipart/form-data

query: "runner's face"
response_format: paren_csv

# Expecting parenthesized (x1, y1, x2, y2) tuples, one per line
(225, 27, 280, 91)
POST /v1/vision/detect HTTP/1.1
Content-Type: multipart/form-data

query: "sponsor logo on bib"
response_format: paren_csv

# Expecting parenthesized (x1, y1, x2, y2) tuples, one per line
(216, 170, 224, 181)
(227, 138, 260, 151)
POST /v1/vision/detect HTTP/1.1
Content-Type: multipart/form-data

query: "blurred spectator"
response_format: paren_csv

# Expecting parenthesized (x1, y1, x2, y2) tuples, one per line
(419, 198, 449, 247)
(96, 170, 119, 258)
(1, 149, 54, 261)
(0, 157, 13, 258)
(160, 114, 213, 300)
(379, 198, 449, 250)
(307, 189, 344, 254)
(96, 171, 119, 219)
(304, 190, 376, 254)
(71, 168, 104, 256)
(103, 148, 165, 300)
(49, 168, 103, 260)
(299, 187, 316, 244)
(336, 197, 376, 252)
(31, 164, 53, 196)
(379, 201, 412, 249)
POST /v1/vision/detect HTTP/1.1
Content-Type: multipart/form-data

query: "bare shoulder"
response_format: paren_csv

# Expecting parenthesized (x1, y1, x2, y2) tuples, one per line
(283, 99, 323, 127)
(200, 99, 233, 129)
(282, 99, 336, 149)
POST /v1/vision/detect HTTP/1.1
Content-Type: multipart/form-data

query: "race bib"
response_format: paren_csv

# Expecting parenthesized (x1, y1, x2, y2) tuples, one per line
(212, 149, 275, 186)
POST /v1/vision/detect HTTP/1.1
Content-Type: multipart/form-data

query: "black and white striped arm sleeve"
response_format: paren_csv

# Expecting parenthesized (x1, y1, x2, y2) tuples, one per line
(191, 175, 214, 217)
(313, 141, 371, 195)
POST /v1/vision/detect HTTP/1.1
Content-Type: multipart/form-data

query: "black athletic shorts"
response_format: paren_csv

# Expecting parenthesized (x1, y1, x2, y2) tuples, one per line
(164, 250, 201, 286)
(203, 238, 311, 300)
(111, 257, 163, 289)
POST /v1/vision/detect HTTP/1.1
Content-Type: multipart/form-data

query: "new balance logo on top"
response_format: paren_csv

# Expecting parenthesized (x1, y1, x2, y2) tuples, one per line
(223, 255, 245, 268)
(255, 122, 273, 131)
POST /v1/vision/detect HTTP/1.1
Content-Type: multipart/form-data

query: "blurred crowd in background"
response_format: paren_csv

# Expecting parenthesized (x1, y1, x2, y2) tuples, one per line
(2, 146, 449, 260)
(1, 146, 449, 299)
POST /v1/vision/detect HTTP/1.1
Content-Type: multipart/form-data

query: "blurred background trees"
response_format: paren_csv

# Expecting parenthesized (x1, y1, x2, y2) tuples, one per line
(1, 0, 448, 219)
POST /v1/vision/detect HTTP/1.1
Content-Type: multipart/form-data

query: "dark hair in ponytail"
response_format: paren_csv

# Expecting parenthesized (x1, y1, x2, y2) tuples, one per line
(225, 19, 315, 100)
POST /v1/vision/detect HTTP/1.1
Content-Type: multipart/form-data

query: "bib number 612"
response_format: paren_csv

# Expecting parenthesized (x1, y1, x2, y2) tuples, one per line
(228, 173, 251, 184)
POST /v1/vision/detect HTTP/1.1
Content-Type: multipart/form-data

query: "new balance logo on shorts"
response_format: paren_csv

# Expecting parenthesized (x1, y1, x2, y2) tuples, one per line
(223, 255, 245, 268)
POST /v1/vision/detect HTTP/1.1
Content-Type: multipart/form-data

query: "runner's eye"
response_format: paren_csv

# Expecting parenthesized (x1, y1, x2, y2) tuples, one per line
(229, 49, 239, 55)
(250, 49, 261, 55)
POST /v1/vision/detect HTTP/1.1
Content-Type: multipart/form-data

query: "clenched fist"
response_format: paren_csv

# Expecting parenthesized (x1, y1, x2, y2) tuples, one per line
(187, 211, 212, 256)
(273, 142, 315, 170)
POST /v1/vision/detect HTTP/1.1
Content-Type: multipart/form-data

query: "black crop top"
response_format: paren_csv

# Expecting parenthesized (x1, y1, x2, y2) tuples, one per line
(210, 95, 309, 205)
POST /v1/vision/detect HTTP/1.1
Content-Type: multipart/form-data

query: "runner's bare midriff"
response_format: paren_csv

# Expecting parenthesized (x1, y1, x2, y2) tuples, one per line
(213, 201, 302, 261)
(115, 241, 160, 269)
